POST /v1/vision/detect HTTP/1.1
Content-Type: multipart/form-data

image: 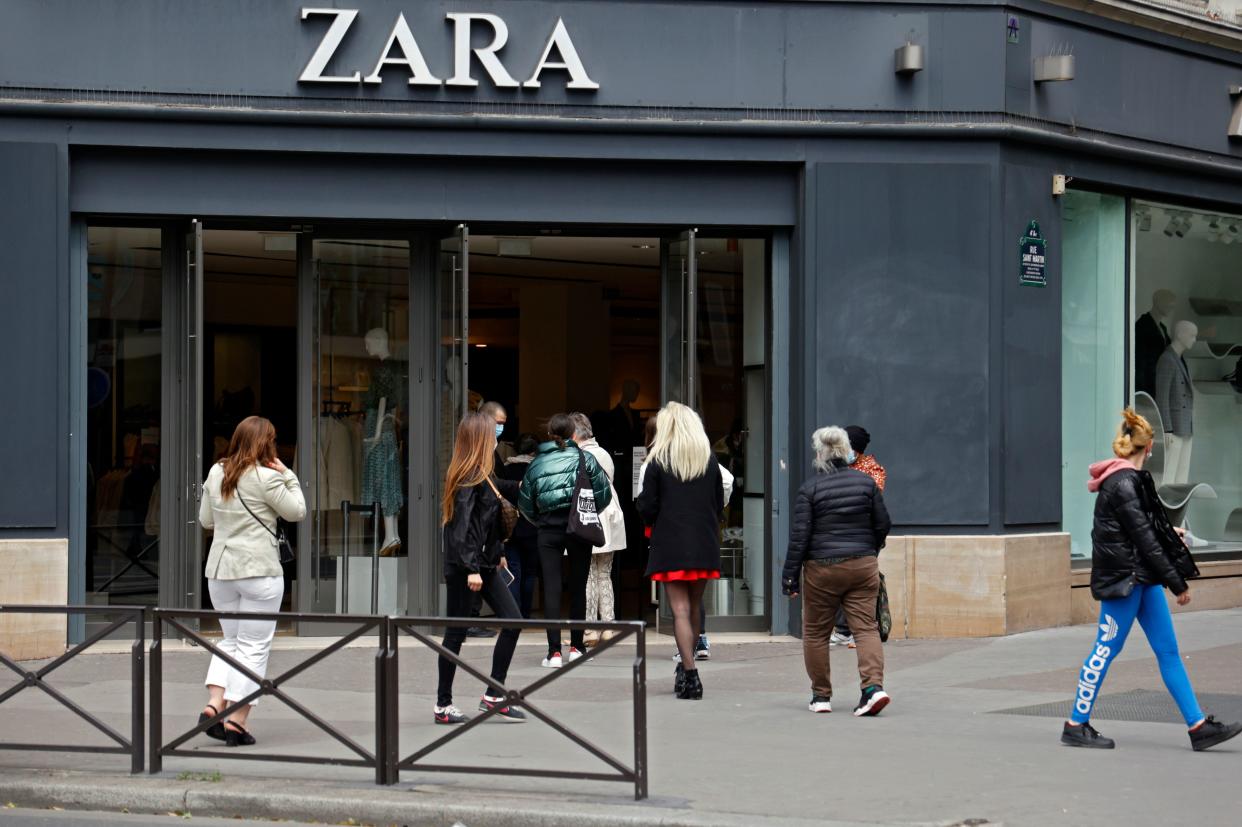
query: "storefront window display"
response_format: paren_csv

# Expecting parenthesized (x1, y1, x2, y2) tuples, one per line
(1131, 201, 1242, 553)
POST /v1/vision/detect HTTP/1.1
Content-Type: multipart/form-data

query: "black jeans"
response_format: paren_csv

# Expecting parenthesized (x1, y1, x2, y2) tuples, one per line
(437, 569, 522, 708)
(536, 523, 593, 653)
(505, 533, 540, 618)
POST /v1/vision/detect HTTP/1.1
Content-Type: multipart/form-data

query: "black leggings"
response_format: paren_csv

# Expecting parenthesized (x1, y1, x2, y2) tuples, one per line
(536, 524, 593, 653)
(437, 569, 522, 707)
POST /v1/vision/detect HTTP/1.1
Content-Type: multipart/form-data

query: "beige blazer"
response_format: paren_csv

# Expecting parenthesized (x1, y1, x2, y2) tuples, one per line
(199, 463, 307, 580)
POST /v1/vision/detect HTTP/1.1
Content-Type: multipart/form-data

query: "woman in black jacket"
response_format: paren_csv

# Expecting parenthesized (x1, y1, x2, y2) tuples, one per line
(637, 402, 723, 700)
(436, 412, 526, 726)
(1062, 408, 1240, 751)
(781, 426, 891, 717)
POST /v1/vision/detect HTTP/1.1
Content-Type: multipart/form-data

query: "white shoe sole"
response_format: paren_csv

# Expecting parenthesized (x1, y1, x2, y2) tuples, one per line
(809, 704, 832, 713)
(541, 660, 562, 668)
(854, 692, 891, 717)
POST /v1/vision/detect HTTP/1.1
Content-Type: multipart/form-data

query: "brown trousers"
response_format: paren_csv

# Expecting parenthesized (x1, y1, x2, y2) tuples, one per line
(801, 555, 884, 698)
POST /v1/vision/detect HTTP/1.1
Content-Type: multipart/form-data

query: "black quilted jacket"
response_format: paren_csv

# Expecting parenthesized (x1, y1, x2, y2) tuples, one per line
(782, 463, 891, 584)
(1090, 468, 1198, 600)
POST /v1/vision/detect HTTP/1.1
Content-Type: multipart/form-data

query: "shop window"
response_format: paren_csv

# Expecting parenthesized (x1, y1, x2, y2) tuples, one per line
(86, 227, 163, 605)
(1061, 192, 1126, 558)
(1132, 201, 1242, 552)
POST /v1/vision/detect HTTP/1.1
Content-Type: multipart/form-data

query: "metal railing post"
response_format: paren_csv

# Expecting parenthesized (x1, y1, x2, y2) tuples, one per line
(373, 616, 387, 786)
(385, 619, 400, 785)
(148, 611, 162, 775)
(633, 626, 648, 800)
(131, 608, 146, 774)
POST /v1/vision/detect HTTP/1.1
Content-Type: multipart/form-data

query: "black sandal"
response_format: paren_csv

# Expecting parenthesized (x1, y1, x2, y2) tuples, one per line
(198, 704, 226, 742)
(224, 720, 256, 747)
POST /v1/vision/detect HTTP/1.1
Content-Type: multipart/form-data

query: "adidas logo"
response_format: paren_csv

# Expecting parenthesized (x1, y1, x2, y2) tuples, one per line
(1099, 614, 1119, 643)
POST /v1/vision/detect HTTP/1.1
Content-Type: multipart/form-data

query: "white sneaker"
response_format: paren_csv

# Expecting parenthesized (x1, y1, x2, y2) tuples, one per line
(672, 651, 682, 663)
(829, 631, 854, 648)
(566, 647, 584, 663)
(541, 651, 563, 668)
(808, 695, 833, 713)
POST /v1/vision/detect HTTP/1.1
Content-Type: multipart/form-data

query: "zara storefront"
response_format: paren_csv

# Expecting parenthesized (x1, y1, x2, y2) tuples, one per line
(3, 0, 1242, 651)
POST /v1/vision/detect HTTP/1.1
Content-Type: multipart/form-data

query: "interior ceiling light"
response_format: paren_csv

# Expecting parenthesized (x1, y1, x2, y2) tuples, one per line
(1228, 221, 1240, 236)
(1208, 216, 1222, 231)
(1136, 209, 1152, 232)
(632, 244, 654, 249)
(1163, 215, 1179, 237)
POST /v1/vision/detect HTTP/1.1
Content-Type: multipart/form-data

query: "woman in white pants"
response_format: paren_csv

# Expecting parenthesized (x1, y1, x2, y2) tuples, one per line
(571, 413, 626, 640)
(197, 416, 306, 747)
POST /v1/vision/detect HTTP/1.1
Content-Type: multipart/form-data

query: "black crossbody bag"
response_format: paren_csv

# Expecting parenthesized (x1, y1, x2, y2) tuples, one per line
(237, 495, 295, 565)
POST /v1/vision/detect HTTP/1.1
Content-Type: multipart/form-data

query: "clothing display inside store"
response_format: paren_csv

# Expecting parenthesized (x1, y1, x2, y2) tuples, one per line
(312, 239, 411, 616)
(1132, 202, 1242, 552)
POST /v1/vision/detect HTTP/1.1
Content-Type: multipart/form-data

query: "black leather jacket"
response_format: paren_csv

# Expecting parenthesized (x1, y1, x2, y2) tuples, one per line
(442, 479, 504, 579)
(1090, 468, 1198, 600)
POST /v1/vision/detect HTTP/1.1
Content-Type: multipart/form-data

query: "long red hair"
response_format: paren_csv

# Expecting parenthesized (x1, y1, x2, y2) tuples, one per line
(220, 416, 278, 500)
(442, 412, 496, 524)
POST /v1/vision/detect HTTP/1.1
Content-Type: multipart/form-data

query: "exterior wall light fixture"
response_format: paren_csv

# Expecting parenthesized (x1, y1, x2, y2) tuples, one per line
(895, 42, 923, 75)
(1034, 47, 1074, 83)
(1229, 86, 1242, 139)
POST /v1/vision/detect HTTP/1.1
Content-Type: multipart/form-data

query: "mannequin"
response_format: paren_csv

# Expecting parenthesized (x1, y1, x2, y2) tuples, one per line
(1135, 290, 1176, 396)
(1154, 320, 1197, 486)
(361, 328, 403, 554)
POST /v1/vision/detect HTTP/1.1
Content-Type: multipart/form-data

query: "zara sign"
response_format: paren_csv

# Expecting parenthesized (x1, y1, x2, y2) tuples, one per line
(298, 8, 600, 90)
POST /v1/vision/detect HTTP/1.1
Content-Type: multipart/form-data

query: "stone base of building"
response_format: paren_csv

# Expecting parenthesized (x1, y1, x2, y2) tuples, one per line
(880, 533, 1072, 639)
(0, 539, 68, 660)
(1071, 558, 1242, 623)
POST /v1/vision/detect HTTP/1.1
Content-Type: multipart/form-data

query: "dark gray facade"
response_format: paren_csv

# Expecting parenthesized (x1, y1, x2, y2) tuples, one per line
(2, 0, 1241, 636)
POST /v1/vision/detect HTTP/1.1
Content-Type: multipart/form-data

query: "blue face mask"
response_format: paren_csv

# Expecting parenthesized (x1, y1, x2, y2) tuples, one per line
(846, 450, 857, 465)
(494, 424, 505, 440)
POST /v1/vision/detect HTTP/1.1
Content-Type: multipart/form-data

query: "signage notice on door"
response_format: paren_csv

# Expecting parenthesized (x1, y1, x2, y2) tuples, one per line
(1019, 220, 1047, 287)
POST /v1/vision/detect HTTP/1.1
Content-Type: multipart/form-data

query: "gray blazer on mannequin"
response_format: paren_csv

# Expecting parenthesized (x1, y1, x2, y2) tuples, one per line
(1154, 346, 1194, 436)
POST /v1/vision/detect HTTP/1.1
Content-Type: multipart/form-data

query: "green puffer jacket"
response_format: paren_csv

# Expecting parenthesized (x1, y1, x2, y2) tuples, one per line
(517, 440, 613, 527)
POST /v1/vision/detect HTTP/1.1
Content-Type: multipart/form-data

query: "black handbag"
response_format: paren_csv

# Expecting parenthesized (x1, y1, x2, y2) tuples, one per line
(567, 448, 606, 547)
(237, 495, 295, 565)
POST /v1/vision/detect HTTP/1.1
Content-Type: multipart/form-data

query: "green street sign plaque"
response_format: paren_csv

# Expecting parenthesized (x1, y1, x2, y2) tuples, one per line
(1019, 220, 1047, 287)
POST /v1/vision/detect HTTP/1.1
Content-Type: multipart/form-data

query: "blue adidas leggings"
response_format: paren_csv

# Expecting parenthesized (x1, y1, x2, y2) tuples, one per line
(1071, 583, 1203, 727)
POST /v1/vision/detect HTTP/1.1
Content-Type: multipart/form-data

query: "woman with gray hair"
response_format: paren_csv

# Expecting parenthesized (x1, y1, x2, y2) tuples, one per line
(782, 426, 892, 716)
(570, 413, 626, 641)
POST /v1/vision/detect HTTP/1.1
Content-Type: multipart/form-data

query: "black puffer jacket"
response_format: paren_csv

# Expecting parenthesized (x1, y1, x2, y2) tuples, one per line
(782, 462, 891, 585)
(1090, 468, 1197, 600)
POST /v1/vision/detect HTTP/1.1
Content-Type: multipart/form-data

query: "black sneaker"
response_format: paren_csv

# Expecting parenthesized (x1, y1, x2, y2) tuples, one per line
(694, 634, 711, 661)
(1061, 721, 1115, 749)
(479, 695, 527, 722)
(1189, 715, 1242, 751)
(466, 627, 497, 638)
(433, 704, 468, 725)
(853, 685, 891, 717)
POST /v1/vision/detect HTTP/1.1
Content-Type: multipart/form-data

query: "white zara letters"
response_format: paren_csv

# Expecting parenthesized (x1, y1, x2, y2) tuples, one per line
(299, 8, 600, 91)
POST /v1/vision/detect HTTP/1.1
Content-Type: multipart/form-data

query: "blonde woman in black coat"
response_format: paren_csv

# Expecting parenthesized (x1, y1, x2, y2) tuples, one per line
(637, 402, 723, 700)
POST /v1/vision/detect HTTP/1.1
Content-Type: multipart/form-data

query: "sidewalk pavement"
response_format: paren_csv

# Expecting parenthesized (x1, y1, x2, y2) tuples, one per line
(2, 610, 1242, 827)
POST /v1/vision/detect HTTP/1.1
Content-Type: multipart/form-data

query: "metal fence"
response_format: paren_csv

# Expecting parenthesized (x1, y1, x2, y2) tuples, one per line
(0, 606, 648, 799)
(0, 605, 145, 773)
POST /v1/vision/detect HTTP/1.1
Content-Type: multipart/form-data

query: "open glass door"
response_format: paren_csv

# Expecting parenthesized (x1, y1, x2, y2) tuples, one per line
(660, 229, 696, 407)
(659, 231, 770, 631)
(176, 220, 204, 615)
(433, 225, 469, 611)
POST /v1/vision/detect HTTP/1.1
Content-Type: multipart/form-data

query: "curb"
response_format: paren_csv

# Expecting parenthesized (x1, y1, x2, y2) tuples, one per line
(0, 770, 933, 827)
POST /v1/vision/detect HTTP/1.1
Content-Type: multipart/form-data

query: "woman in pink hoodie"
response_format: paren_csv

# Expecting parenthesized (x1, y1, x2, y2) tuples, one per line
(1061, 408, 1240, 752)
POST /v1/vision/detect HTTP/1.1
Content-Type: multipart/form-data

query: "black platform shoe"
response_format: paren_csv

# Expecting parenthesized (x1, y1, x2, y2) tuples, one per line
(224, 721, 256, 747)
(198, 704, 225, 741)
(677, 669, 703, 700)
(674, 663, 686, 696)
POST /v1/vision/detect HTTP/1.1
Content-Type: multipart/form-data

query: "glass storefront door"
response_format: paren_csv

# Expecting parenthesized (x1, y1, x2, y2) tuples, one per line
(659, 231, 770, 630)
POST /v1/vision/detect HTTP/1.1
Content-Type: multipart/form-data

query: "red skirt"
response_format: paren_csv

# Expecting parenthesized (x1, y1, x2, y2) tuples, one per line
(651, 569, 721, 582)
